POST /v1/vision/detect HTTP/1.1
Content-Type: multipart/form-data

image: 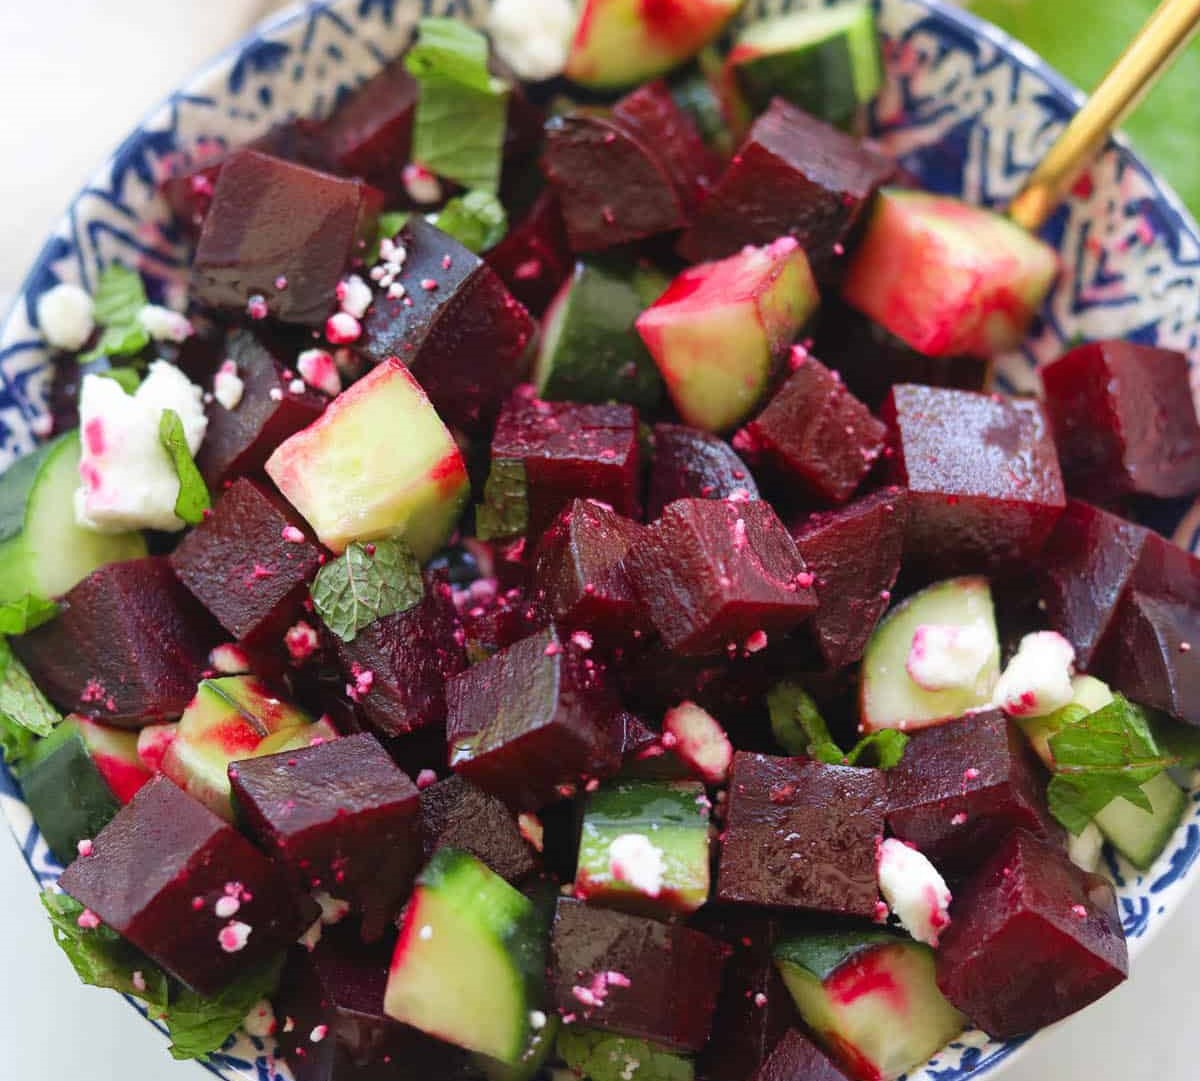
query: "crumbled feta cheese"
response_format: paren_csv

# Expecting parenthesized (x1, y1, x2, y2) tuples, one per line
(218, 921, 253, 953)
(210, 643, 251, 674)
(326, 311, 362, 345)
(137, 304, 194, 343)
(905, 619, 994, 692)
(337, 274, 374, 320)
(488, 0, 575, 81)
(37, 283, 94, 351)
(213, 360, 244, 411)
(402, 164, 444, 207)
(1067, 821, 1105, 873)
(608, 833, 665, 897)
(314, 891, 352, 926)
(877, 838, 952, 947)
(297, 349, 342, 397)
(993, 631, 1076, 718)
(243, 999, 276, 1039)
(297, 918, 323, 953)
(74, 361, 208, 534)
(663, 701, 732, 784)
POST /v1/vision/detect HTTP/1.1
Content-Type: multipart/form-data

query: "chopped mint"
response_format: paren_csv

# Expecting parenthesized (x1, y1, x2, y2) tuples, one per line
(80, 265, 150, 363)
(1047, 694, 1176, 835)
(557, 1026, 694, 1081)
(1147, 709, 1200, 768)
(475, 458, 529, 542)
(0, 637, 60, 739)
(159, 957, 284, 1061)
(158, 408, 211, 526)
(405, 18, 510, 193)
(0, 594, 60, 635)
(767, 680, 908, 768)
(839, 728, 910, 769)
(429, 190, 508, 253)
(96, 367, 142, 394)
(311, 537, 425, 642)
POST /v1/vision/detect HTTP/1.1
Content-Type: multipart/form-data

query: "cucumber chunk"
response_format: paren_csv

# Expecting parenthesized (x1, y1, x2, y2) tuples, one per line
(1094, 771, 1187, 872)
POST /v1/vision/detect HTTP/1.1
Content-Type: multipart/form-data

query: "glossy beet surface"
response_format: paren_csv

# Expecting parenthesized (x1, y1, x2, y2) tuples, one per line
(886, 710, 1060, 877)
(549, 897, 730, 1051)
(58, 777, 308, 994)
(446, 627, 624, 809)
(170, 478, 323, 658)
(936, 830, 1128, 1039)
(359, 216, 534, 431)
(625, 499, 817, 655)
(193, 149, 381, 324)
(716, 753, 886, 917)
(1041, 340, 1200, 503)
(792, 488, 908, 670)
(753, 1029, 851, 1081)
(648, 423, 760, 520)
(882, 384, 1066, 572)
(484, 190, 573, 315)
(195, 330, 327, 489)
(419, 774, 539, 883)
(735, 353, 886, 504)
(230, 733, 422, 941)
(14, 558, 218, 726)
(677, 99, 894, 278)
(1106, 592, 1200, 724)
(333, 575, 467, 738)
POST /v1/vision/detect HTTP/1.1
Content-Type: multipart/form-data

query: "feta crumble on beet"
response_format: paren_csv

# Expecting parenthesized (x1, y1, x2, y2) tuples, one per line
(213, 359, 245, 411)
(37, 282, 95, 351)
(315, 891, 351, 925)
(877, 838, 952, 947)
(298, 918, 323, 953)
(401, 164, 443, 206)
(297, 348, 343, 397)
(608, 833, 665, 897)
(209, 643, 251, 674)
(137, 304, 194, 343)
(487, 0, 575, 80)
(662, 701, 733, 784)
(905, 619, 995, 692)
(218, 920, 252, 953)
(993, 631, 1076, 718)
(336, 274, 374, 319)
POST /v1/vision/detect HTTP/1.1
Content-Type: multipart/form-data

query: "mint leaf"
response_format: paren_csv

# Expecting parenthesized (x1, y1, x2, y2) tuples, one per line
(767, 681, 837, 757)
(843, 729, 910, 769)
(81, 323, 149, 364)
(429, 190, 508, 253)
(405, 18, 510, 193)
(158, 408, 211, 526)
(557, 1026, 694, 1081)
(475, 458, 529, 542)
(158, 956, 283, 1061)
(97, 368, 142, 394)
(0, 637, 60, 739)
(80, 265, 150, 363)
(0, 594, 60, 635)
(311, 538, 425, 642)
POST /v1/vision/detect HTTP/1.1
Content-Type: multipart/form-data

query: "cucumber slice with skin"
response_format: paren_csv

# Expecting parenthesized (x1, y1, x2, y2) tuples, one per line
(385, 847, 546, 1063)
(1094, 771, 1187, 872)
(860, 577, 1000, 733)
(774, 930, 965, 1081)
(0, 431, 146, 606)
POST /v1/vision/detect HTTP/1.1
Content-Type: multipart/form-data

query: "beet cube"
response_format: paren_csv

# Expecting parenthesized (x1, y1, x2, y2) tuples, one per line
(14, 558, 218, 726)
(936, 829, 1127, 1038)
(358, 216, 535, 431)
(531, 499, 648, 644)
(716, 753, 885, 917)
(419, 774, 539, 883)
(1106, 591, 1200, 724)
(678, 100, 894, 279)
(193, 149, 381, 324)
(485, 190, 573, 315)
(648, 423, 759, 520)
(886, 710, 1060, 877)
(624, 499, 817, 656)
(58, 777, 308, 994)
(734, 352, 886, 504)
(882, 384, 1066, 571)
(446, 627, 624, 808)
(754, 1030, 851, 1081)
(171, 478, 323, 659)
(322, 61, 419, 197)
(791, 487, 908, 670)
(333, 575, 467, 738)
(196, 330, 327, 489)
(1041, 340, 1200, 502)
(549, 897, 729, 1051)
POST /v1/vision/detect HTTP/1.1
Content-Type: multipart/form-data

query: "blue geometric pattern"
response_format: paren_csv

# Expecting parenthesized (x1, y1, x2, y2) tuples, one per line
(0, 1, 1198, 1079)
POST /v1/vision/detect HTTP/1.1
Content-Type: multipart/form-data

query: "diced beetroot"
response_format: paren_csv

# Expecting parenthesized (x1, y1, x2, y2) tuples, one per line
(446, 627, 624, 809)
(358, 216, 535, 431)
(484, 190, 573, 315)
(229, 733, 421, 941)
(791, 488, 908, 670)
(531, 499, 648, 644)
(193, 149, 382, 324)
(886, 710, 1060, 877)
(936, 830, 1127, 1038)
(677, 100, 894, 279)
(322, 61, 419, 197)
(1041, 340, 1200, 502)
(734, 351, 886, 504)
(549, 897, 730, 1052)
(13, 558, 218, 726)
(489, 388, 641, 540)
(419, 774, 540, 883)
(170, 478, 324, 662)
(882, 384, 1066, 572)
(754, 1030, 852, 1081)
(648, 423, 759, 520)
(459, 583, 541, 661)
(716, 752, 886, 918)
(58, 776, 309, 994)
(333, 575, 467, 739)
(1105, 591, 1200, 724)
(624, 499, 817, 656)
(196, 330, 327, 489)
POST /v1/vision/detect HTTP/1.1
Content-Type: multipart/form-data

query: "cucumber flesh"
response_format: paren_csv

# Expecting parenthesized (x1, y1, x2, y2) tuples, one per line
(1094, 771, 1187, 872)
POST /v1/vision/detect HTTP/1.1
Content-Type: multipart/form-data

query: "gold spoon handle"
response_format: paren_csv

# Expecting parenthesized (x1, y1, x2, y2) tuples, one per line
(1008, 0, 1200, 232)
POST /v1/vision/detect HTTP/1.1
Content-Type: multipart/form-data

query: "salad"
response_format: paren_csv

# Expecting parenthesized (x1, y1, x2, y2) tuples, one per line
(3, 1, 1199, 1079)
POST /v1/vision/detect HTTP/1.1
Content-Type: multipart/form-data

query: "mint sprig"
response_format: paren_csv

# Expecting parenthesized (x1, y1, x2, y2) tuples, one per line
(158, 408, 211, 526)
(557, 1026, 694, 1081)
(0, 637, 60, 773)
(429, 190, 508, 252)
(81, 265, 150, 363)
(767, 680, 909, 769)
(311, 538, 425, 642)
(158, 957, 284, 1061)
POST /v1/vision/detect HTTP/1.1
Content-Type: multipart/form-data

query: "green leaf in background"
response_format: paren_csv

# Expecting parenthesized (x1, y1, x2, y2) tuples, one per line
(429, 190, 509, 253)
(80, 265, 151, 363)
(971, 0, 1200, 217)
(557, 1026, 695, 1081)
(310, 538, 425, 642)
(158, 408, 211, 525)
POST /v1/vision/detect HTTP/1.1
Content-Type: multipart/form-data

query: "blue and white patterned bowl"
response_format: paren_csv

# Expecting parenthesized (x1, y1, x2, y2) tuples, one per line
(1, 1, 1199, 1078)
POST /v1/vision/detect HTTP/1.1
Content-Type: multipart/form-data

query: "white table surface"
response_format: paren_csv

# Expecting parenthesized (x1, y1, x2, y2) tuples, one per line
(0, 3, 1196, 1079)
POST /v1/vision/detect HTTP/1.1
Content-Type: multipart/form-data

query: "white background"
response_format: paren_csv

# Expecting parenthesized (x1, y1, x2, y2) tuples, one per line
(0, 3, 1196, 1079)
